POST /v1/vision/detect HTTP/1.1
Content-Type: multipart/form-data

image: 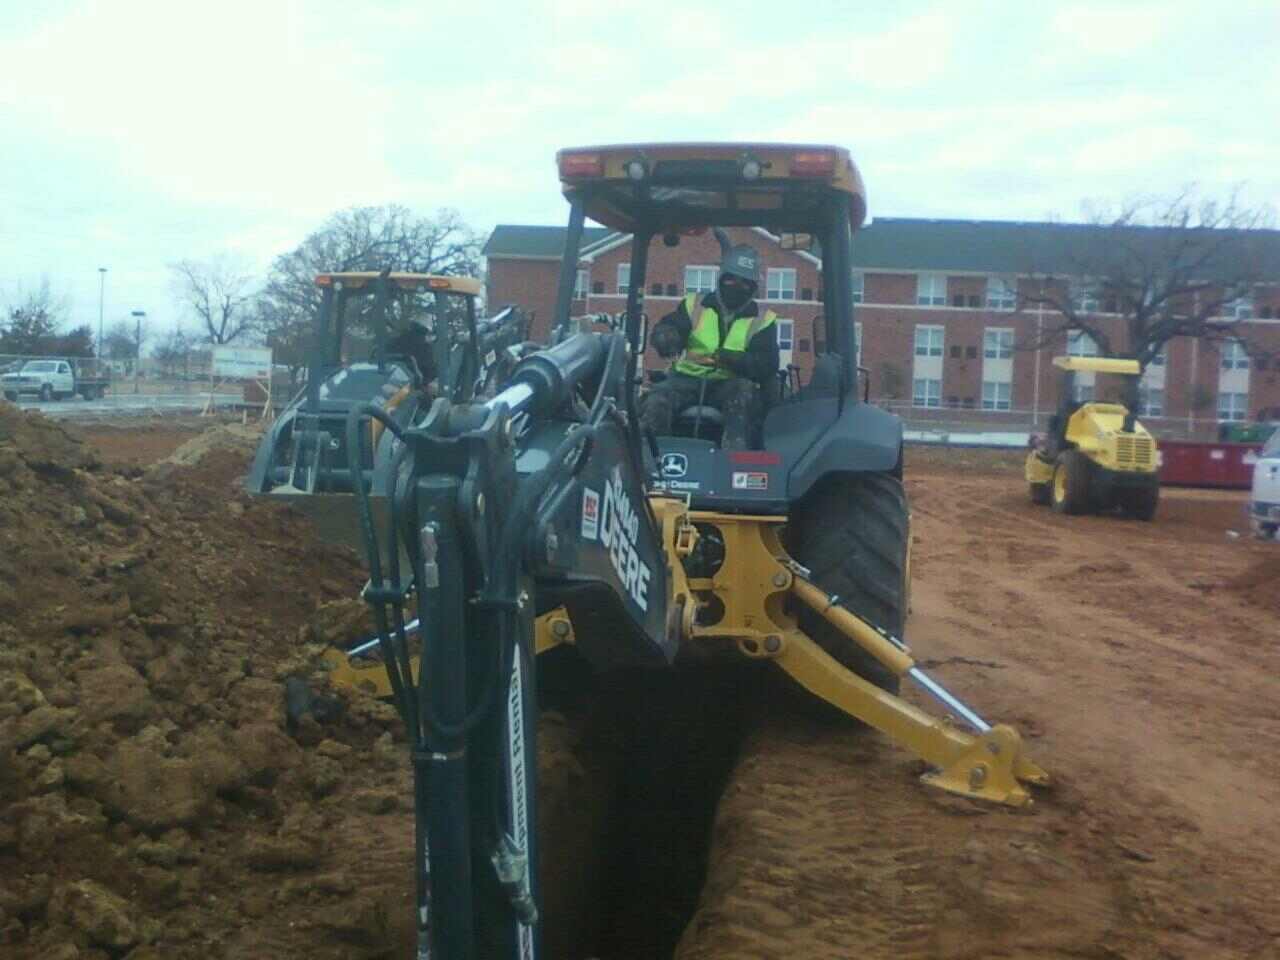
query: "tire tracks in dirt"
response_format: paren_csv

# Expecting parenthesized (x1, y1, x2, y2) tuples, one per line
(677, 457, 1280, 960)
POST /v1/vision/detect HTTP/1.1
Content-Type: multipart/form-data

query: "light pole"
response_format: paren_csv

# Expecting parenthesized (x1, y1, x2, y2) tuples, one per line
(131, 310, 145, 394)
(97, 268, 108, 362)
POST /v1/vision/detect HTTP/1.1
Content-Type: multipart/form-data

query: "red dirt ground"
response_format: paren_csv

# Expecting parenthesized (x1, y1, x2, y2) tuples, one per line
(78, 424, 205, 469)
(5, 411, 1278, 960)
(676, 447, 1280, 960)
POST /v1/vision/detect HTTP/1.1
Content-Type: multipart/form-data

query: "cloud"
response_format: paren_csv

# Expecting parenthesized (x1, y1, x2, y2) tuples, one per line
(1047, 3, 1174, 57)
(1, 0, 1278, 335)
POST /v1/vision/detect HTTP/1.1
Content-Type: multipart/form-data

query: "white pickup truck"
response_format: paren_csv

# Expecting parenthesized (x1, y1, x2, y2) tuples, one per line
(1, 359, 110, 402)
(1250, 429, 1280, 540)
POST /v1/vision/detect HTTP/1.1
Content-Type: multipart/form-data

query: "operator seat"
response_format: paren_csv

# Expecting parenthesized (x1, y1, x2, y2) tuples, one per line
(673, 404, 724, 441)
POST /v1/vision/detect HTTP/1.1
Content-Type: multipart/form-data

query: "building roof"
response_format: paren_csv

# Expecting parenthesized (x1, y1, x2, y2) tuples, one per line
(483, 224, 611, 259)
(486, 217, 1280, 278)
(855, 217, 1280, 277)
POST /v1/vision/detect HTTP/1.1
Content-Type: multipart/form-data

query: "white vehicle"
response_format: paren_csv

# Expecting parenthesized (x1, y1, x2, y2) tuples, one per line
(1250, 429, 1280, 540)
(1, 359, 109, 402)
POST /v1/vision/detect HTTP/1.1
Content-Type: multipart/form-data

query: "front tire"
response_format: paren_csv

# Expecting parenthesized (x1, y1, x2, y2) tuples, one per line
(790, 473, 909, 695)
(1051, 450, 1090, 515)
(1125, 482, 1159, 522)
(39, 384, 53, 402)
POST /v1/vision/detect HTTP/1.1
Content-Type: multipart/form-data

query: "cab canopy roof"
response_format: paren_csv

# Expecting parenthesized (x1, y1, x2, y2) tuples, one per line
(1052, 356, 1142, 375)
(313, 272, 481, 296)
(556, 142, 866, 235)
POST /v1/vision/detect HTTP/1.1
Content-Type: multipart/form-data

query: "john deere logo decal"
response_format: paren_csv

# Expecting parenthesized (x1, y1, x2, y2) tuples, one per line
(660, 453, 688, 478)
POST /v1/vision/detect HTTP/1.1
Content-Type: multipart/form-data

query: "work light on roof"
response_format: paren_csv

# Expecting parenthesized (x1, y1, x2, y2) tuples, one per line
(791, 150, 836, 177)
(740, 156, 762, 180)
(625, 158, 648, 181)
(558, 152, 603, 178)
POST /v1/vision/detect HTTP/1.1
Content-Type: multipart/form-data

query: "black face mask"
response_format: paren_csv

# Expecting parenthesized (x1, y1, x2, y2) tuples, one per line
(718, 278, 753, 311)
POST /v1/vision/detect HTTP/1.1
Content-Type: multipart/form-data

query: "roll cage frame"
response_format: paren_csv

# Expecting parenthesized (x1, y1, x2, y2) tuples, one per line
(550, 168, 864, 419)
(305, 272, 482, 414)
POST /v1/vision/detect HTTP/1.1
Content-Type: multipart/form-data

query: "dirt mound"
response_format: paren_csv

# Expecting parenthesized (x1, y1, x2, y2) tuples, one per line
(161, 422, 264, 468)
(1227, 556, 1280, 613)
(0, 406, 619, 958)
(0, 403, 420, 957)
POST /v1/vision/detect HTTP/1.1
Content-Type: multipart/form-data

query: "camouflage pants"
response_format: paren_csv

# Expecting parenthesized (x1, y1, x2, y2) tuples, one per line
(640, 372, 759, 450)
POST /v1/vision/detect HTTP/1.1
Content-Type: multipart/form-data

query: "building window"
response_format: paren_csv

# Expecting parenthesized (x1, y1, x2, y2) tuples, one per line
(983, 328, 1013, 359)
(776, 318, 794, 352)
(1218, 391, 1248, 421)
(1221, 296, 1253, 320)
(986, 276, 1017, 311)
(650, 282, 663, 296)
(592, 280, 604, 295)
(1071, 282, 1101, 315)
(1067, 331, 1099, 357)
(913, 378, 942, 408)
(573, 269, 588, 299)
(981, 381, 1011, 411)
(766, 268, 797, 301)
(916, 273, 946, 306)
(1073, 383, 1095, 403)
(1221, 340, 1250, 370)
(665, 283, 678, 297)
(914, 325, 944, 357)
(1138, 386, 1164, 417)
(851, 272, 864, 304)
(855, 321, 862, 365)
(617, 263, 630, 294)
(685, 266, 717, 295)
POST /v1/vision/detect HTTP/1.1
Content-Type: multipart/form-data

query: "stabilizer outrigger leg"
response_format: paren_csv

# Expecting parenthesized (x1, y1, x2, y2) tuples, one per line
(777, 569, 1048, 807)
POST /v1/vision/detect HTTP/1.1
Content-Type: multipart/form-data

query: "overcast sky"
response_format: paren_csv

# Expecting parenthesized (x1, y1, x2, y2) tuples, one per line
(2, 0, 1277, 339)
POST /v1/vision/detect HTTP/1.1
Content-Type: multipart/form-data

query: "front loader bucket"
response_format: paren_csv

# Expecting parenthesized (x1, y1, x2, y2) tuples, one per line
(258, 489, 387, 556)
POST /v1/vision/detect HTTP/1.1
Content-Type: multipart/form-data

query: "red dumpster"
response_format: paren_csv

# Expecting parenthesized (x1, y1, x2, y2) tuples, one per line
(1158, 440, 1263, 489)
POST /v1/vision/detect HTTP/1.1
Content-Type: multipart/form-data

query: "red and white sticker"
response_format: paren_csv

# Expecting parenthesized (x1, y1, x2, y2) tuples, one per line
(581, 487, 600, 540)
(731, 471, 769, 491)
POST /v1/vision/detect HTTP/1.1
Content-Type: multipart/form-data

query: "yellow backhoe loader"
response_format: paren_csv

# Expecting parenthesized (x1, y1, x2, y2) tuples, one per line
(251, 143, 1049, 960)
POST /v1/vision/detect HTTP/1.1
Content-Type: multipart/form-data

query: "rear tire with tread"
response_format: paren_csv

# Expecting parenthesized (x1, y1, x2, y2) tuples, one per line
(790, 472, 909, 695)
(1125, 482, 1159, 521)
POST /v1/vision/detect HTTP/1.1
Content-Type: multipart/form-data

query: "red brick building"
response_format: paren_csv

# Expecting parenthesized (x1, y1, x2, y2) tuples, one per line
(484, 219, 1280, 437)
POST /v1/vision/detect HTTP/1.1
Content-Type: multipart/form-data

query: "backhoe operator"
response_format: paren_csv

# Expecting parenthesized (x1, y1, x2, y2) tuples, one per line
(641, 230, 779, 450)
(385, 315, 438, 392)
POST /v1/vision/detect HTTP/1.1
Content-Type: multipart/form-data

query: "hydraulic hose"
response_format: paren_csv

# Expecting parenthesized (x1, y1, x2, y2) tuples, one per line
(345, 403, 418, 735)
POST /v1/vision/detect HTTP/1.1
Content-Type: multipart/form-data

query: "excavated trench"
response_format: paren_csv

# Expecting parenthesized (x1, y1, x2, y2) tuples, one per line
(537, 651, 767, 959)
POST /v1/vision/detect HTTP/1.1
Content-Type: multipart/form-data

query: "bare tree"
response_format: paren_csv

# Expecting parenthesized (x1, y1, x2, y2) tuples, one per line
(152, 327, 192, 378)
(257, 206, 482, 381)
(170, 256, 259, 344)
(1, 278, 70, 355)
(103, 318, 149, 362)
(1020, 190, 1278, 382)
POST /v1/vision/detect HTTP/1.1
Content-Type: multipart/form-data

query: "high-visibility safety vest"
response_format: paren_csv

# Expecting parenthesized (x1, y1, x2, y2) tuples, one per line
(672, 293, 777, 380)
